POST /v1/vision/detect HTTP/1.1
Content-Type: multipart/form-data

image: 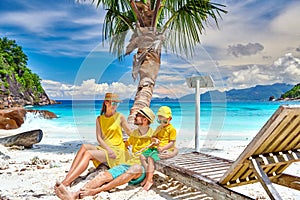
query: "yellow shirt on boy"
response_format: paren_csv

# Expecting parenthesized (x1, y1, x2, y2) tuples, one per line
(153, 124, 176, 151)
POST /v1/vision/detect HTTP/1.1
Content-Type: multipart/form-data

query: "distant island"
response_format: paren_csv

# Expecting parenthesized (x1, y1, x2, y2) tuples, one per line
(152, 83, 297, 102)
(276, 83, 300, 101)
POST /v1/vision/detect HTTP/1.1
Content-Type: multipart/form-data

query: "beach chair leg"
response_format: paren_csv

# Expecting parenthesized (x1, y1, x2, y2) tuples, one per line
(249, 158, 283, 200)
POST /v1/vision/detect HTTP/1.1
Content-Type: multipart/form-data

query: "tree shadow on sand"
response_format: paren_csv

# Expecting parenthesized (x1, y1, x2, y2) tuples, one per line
(25, 140, 88, 154)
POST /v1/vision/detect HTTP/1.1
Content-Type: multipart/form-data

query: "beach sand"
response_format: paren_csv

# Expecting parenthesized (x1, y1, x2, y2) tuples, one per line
(0, 132, 299, 200)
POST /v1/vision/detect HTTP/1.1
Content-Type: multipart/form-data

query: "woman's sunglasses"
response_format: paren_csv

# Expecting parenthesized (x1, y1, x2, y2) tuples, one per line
(111, 102, 120, 107)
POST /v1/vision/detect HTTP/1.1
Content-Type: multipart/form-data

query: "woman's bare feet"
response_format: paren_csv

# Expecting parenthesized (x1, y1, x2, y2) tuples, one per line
(54, 181, 78, 200)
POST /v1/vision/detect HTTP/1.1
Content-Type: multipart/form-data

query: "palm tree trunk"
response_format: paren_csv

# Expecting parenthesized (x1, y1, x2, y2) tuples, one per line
(126, 1, 163, 126)
(127, 46, 161, 126)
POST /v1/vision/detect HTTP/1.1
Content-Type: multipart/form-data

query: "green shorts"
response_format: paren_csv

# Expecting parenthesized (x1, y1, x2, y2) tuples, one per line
(142, 148, 161, 161)
(108, 164, 146, 185)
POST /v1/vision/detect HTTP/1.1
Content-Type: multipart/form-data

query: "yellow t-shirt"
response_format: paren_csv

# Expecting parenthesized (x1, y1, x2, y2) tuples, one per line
(153, 124, 176, 150)
(93, 112, 126, 168)
(125, 127, 154, 165)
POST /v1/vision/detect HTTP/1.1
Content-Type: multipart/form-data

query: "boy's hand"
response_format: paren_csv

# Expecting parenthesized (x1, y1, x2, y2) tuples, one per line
(152, 138, 160, 145)
(158, 147, 165, 152)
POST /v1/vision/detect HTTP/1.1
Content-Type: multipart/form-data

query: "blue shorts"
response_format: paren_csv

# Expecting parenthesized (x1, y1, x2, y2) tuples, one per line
(108, 164, 146, 185)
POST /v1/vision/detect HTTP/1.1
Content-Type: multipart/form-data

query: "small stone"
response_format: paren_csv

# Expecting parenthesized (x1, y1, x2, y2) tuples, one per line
(2, 155, 11, 160)
(37, 165, 44, 169)
(49, 161, 62, 168)
(0, 161, 9, 170)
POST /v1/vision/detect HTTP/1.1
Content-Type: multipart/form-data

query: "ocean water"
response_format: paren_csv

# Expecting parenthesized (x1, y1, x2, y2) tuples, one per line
(22, 100, 300, 146)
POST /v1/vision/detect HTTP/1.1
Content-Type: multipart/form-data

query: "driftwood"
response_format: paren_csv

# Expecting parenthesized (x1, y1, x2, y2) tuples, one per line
(0, 129, 43, 148)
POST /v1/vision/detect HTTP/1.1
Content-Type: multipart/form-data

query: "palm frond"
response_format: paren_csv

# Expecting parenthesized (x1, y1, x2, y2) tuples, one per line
(92, 0, 132, 13)
(162, 0, 227, 58)
(103, 9, 136, 59)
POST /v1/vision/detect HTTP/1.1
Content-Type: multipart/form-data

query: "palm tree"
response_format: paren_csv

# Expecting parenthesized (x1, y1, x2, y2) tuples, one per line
(92, 0, 227, 125)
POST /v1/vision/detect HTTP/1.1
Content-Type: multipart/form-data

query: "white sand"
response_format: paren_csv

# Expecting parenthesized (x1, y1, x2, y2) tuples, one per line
(0, 132, 299, 200)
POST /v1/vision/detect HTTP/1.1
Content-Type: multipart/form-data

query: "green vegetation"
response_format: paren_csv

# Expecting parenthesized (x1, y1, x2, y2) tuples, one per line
(0, 37, 45, 97)
(281, 84, 300, 99)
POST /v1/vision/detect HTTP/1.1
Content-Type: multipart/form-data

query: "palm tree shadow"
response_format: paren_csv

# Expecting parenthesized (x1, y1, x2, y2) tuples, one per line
(26, 140, 87, 154)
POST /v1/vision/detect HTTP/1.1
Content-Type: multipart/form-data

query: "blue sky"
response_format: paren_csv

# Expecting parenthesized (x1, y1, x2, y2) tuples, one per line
(1, 0, 300, 100)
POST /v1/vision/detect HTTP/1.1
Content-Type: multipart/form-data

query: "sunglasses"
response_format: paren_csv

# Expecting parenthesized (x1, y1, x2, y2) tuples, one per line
(157, 119, 168, 124)
(135, 113, 145, 118)
(111, 102, 120, 106)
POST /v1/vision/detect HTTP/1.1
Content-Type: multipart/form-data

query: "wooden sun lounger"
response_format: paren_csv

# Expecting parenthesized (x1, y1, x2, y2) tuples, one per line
(157, 105, 300, 200)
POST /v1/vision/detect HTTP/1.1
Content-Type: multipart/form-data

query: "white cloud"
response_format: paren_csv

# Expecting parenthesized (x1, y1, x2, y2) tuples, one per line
(0, 11, 67, 33)
(226, 53, 300, 89)
(42, 79, 136, 100)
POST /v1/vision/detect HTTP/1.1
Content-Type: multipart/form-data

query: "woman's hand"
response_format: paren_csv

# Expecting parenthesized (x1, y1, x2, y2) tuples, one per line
(107, 149, 116, 159)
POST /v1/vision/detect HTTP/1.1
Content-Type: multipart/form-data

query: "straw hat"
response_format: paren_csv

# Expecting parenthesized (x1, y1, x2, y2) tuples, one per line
(137, 107, 155, 124)
(104, 93, 121, 102)
(157, 106, 172, 118)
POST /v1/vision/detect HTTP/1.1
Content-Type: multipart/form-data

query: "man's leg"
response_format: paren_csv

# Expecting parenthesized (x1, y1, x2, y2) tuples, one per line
(80, 164, 143, 198)
(69, 171, 113, 197)
(101, 164, 143, 191)
(82, 171, 113, 190)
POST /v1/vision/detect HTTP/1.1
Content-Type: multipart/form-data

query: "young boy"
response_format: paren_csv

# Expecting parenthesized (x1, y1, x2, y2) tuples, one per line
(140, 106, 177, 191)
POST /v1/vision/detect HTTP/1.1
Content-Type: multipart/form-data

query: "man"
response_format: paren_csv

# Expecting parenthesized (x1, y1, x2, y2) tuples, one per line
(55, 107, 155, 199)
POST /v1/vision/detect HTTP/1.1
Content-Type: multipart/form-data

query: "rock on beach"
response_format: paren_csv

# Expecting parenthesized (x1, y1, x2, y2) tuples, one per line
(0, 107, 57, 130)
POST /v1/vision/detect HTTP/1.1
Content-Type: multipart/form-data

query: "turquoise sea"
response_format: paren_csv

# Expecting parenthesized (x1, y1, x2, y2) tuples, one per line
(23, 100, 300, 146)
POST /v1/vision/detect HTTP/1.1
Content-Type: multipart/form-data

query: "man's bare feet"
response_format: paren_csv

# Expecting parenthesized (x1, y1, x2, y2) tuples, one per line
(143, 181, 153, 191)
(54, 181, 77, 200)
(79, 187, 101, 198)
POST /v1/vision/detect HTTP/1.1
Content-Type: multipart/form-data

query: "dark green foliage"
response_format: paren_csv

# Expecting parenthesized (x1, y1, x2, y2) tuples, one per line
(281, 84, 300, 99)
(0, 37, 44, 95)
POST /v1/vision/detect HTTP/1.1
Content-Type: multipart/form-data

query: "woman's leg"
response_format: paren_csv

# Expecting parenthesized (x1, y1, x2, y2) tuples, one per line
(61, 145, 106, 186)
(64, 144, 94, 178)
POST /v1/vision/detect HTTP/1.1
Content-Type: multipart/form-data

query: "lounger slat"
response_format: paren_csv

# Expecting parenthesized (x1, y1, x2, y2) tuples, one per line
(255, 113, 295, 155)
(271, 115, 300, 152)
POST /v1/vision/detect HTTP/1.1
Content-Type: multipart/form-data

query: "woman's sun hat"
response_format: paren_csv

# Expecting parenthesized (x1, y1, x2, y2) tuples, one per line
(104, 93, 121, 102)
(138, 107, 155, 124)
(157, 106, 172, 118)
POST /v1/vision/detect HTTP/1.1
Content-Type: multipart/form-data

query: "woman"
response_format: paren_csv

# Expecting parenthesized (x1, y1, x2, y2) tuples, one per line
(60, 93, 131, 186)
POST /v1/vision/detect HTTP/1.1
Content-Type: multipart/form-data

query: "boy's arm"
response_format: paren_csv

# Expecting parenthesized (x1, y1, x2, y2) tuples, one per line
(158, 140, 175, 152)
